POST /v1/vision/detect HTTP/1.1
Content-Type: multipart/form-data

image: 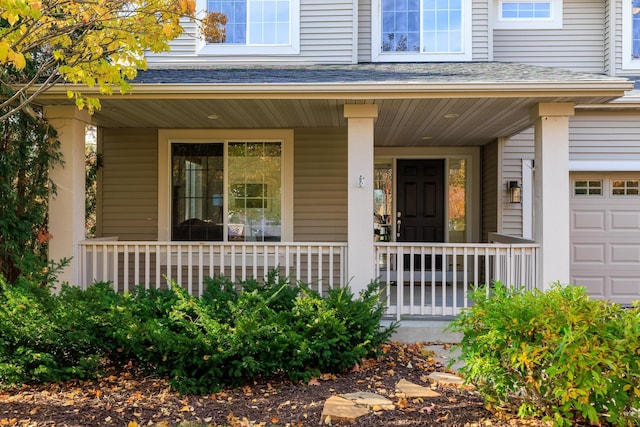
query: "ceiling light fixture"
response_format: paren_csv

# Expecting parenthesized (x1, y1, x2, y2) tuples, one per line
(443, 113, 459, 119)
(207, 114, 221, 120)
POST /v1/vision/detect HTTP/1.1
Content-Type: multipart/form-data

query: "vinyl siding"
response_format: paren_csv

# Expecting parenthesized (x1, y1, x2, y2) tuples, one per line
(493, 0, 606, 73)
(612, 0, 624, 73)
(502, 129, 535, 237)
(481, 140, 499, 243)
(472, 0, 490, 61)
(294, 129, 348, 242)
(146, 1, 356, 66)
(570, 113, 640, 160)
(357, 0, 372, 63)
(100, 128, 159, 240)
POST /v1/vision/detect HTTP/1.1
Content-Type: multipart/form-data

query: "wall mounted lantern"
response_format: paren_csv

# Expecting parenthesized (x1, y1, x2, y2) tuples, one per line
(508, 180, 522, 203)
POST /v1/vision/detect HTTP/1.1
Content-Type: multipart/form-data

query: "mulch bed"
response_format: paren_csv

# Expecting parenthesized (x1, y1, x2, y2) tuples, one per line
(0, 342, 552, 426)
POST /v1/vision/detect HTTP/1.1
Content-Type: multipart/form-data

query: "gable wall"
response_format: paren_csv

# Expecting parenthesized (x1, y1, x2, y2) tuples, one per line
(146, 0, 356, 66)
(493, 0, 606, 73)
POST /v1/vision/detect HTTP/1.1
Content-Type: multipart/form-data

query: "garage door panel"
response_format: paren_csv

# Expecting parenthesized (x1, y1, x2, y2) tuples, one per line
(572, 210, 605, 231)
(610, 210, 640, 231)
(610, 277, 640, 298)
(572, 244, 605, 263)
(610, 244, 640, 263)
(571, 276, 605, 298)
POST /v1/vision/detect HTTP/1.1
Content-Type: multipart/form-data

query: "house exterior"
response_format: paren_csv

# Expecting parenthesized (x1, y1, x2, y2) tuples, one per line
(40, 0, 640, 318)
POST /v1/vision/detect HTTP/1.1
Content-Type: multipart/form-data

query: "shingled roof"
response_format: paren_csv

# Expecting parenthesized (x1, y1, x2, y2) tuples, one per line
(133, 62, 628, 86)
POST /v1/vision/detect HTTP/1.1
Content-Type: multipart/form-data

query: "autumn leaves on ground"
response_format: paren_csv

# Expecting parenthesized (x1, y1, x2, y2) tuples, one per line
(0, 342, 549, 427)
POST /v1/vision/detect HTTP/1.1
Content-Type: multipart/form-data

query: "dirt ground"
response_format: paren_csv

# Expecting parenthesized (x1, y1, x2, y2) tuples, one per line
(0, 342, 553, 426)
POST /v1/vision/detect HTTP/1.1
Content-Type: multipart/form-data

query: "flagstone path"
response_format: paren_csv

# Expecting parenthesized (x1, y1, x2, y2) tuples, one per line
(321, 373, 465, 423)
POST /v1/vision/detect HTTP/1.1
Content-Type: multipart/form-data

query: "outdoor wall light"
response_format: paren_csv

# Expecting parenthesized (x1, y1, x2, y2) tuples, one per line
(508, 180, 522, 203)
(357, 175, 366, 188)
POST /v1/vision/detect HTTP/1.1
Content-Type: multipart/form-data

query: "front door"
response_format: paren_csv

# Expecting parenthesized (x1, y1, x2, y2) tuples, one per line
(397, 159, 445, 243)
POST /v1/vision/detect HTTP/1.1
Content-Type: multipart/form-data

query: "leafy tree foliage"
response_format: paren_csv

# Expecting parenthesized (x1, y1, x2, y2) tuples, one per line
(0, 109, 61, 283)
(0, 0, 225, 121)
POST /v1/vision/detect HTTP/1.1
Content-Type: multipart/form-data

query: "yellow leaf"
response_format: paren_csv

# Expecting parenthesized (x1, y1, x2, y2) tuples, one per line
(0, 43, 9, 63)
(162, 24, 173, 38)
(12, 52, 26, 70)
(127, 422, 139, 427)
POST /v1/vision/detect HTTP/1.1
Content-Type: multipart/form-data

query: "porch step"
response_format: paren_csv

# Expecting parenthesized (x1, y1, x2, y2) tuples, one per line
(382, 318, 463, 344)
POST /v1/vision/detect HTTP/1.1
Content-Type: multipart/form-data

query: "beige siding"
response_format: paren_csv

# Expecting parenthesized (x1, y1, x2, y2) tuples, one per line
(100, 128, 158, 240)
(570, 112, 640, 160)
(294, 129, 348, 242)
(472, 0, 490, 61)
(357, 0, 372, 62)
(613, 0, 623, 73)
(146, 1, 356, 65)
(481, 140, 499, 243)
(502, 129, 535, 237)
(493, 0, 605, 73)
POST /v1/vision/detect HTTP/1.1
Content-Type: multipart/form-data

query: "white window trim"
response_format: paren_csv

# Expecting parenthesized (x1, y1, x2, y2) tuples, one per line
(158, 129, 294, 241)
(492, 0, 562, 30)
(195, 0, 300, 56)
(623, 1, 640, 70)
(371, 0, 473, 63)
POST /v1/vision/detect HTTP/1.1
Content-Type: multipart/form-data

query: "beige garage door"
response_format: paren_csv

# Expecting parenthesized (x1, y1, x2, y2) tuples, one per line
(570, 173, 640, 305)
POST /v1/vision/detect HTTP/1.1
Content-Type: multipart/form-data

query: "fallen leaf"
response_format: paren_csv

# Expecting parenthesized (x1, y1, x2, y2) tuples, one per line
(308, 378, 320, 386)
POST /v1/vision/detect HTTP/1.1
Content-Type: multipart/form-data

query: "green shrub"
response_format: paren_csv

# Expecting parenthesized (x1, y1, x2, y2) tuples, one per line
(448, 282, 640, 427)
(0, 278, 106, 386)
(0, 272, 395, 394)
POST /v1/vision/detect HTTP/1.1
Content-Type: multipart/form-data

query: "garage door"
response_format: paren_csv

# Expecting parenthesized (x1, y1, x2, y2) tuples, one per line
(570, 173, 640, 305)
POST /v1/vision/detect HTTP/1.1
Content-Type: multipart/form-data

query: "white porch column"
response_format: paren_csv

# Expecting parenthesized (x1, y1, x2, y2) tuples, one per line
(45, 106, 91, 289)
(344, 104, 378, 293)
(530, 103, 574, 289)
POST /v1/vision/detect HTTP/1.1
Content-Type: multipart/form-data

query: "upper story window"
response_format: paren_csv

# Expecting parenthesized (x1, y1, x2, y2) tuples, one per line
(372, 0, 472, 62)
(493, 0, 562, 29)
(196, 0, 300, 55)
(623, 0, 640, 69)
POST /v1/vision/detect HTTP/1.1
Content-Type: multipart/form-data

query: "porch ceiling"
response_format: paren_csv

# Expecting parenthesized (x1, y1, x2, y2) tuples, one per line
(39, 63, 632, 147)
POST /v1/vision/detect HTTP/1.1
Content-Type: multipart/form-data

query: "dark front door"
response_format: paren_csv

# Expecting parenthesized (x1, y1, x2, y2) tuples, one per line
(397, 159, 445, 243)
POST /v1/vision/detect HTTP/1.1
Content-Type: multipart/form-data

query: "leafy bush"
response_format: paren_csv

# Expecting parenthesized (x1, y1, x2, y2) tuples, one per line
(0, 271, 395, 394)
(119, 274, 396, 394)
(0, 278, 107, 385)
(448, 282, 640, 427)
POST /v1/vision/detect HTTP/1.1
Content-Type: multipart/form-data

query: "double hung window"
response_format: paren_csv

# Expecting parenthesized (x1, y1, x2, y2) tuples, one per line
(372, 0, 472, 62)
(197, 0, 299, 54)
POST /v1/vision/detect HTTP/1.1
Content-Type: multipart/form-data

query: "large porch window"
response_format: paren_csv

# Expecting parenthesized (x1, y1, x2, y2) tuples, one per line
(170, 141, 282, 242)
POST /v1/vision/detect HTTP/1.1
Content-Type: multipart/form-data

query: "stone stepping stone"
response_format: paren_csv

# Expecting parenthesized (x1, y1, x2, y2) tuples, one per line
(339, 391, 395, 410)
(427, 372, 465, 386)
(321, 395, 370, 423)
(395, 379, 441, 398)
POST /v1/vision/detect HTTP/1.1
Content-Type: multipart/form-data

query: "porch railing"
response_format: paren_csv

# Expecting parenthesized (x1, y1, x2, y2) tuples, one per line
(375, 242, 540, 318)
(78, 240, 348, 297)
(78, 240, 539, 318)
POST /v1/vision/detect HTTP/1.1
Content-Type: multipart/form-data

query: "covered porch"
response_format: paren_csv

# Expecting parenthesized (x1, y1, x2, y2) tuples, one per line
(40, 63, 631, 319)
